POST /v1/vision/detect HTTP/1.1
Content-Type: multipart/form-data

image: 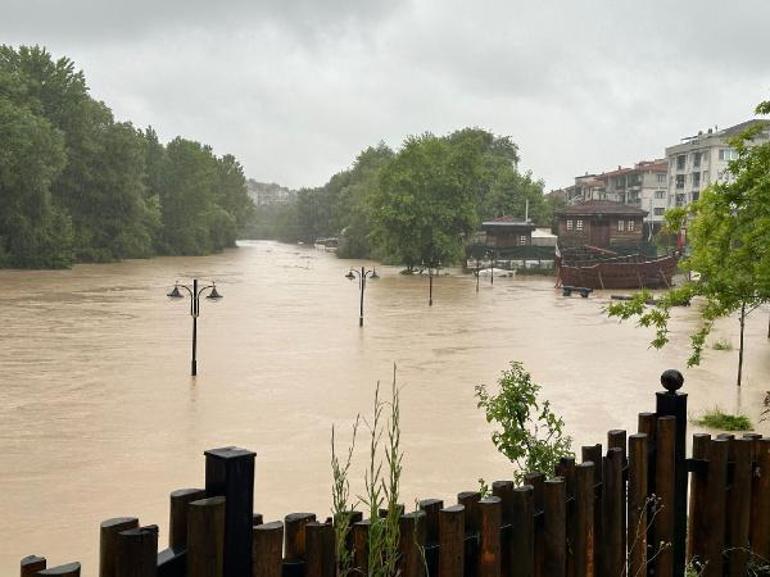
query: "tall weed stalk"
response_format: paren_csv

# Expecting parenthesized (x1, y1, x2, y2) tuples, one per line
(331, 415, 360, 577)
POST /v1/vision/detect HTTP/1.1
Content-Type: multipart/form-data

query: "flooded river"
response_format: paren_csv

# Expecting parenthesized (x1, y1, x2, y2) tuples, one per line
(1, 240, 769, 572)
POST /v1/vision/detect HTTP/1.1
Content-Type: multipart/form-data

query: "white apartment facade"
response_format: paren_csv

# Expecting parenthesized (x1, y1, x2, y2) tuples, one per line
(665, 119, 770, 209)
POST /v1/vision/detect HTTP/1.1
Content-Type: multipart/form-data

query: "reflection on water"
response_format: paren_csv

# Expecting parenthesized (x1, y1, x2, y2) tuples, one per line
(0, 240, 768, 572)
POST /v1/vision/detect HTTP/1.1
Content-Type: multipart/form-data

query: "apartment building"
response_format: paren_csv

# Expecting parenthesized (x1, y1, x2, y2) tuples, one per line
(665, 119, 770, 208)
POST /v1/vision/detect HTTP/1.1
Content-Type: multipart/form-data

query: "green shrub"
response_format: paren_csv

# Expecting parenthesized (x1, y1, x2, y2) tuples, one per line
(693, 408, 752, 431)
(712, 338, 733, 351)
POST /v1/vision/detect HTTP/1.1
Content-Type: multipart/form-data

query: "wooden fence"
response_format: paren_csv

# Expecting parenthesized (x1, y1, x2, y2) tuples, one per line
(20, 370, 770, 577)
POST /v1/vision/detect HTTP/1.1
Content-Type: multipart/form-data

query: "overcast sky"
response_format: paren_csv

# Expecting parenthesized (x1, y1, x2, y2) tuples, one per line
(3, 0, 770, 190)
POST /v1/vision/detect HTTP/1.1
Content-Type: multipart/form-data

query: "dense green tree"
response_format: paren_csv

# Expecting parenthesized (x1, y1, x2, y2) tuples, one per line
(607, 102, 770, 387)
(370, 133, 478, 269)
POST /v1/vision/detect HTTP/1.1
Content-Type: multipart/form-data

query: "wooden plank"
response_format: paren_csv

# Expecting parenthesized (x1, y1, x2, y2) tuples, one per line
(305, 522, 334, 577)
(492, 481, 515, 577)
(169, 489, 206, 549)
(543, 479, 566, 577)
(399, 511, 426, 577)
(100, 517, 140, 577)
(554, 459, 576, 577)
(439, 505, 465, 577)
(115, 525, 159, 577)
(580, 444, 602, 576)
(654, 416, 675, 577)
(687, 433, 710, 565)
(479, 497, 502, 577)
(253, 521, 283, 577)
(702, 439, 728, 577)
(627, 434, 648, 577)
(188, 496, 226, 577)
(524, 472, 544, 577)
(458, 491, 482, 534)
(284, 513, 316, 561)
(743, 432, 763, 548)
(607, 430, 627, 462)
(511, 486, 534, 577)
(573, 463, 594, 577)
(727, 438, 753, 577)
(352, 520, 369, 576)
(601, 448, 624, 577)
(419, 499, 444, 545)
(753, 438, 770, 559)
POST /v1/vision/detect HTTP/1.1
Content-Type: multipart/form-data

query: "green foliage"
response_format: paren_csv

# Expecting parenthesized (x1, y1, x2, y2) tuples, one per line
(475, 362, 573, 482)
(693, 408, 753, 431)
(607, 101, 770, 384)
(712, 338, 733, 351)
(0, 45, 254, 268)
(331, 416, 360, 577)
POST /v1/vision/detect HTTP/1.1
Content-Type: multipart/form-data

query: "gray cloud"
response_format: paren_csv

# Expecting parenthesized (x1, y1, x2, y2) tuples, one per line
(2, 0, 769, 189)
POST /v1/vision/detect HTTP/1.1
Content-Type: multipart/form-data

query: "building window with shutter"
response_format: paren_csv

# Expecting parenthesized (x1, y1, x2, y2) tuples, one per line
(567, 220, 574, 231)
(576, 219, 583, 231)
(519, 235, 527, 245)
(618, 220, 625, 232)
(628, 220, 635, 232)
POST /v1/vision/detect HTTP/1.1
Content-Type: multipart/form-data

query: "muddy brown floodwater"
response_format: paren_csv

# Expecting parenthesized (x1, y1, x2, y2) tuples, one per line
(1, 240, 769, 572)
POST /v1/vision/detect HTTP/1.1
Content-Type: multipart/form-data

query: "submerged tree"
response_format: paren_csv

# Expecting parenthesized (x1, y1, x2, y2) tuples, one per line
(607, 101, 770, 387)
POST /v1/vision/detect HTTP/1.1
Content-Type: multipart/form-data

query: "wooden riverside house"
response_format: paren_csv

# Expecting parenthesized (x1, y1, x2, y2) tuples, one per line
(555, 200, 647, 250)
(19, 370, 770, 577)
(481, 217, 536, 248)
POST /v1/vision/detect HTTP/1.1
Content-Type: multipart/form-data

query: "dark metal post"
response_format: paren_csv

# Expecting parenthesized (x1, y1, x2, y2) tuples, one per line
(191, 279, 198, 376)
(656, 369, 687, 577)
(429, 270, 433, 306)
(476, 263, 480, 293)
(205, 447, 256, 577)
(359, 267, 365, 327)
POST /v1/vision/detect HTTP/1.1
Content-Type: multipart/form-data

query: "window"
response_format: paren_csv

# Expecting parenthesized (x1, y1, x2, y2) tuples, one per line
(693, 151, 701, 168)
(719, 148, 738, 161)
(519, 235, 528, 245)
(566, 219, 574, 231)
(692, 172, 701, 188)
(655, 190, 666, 199)
(676, 175, 685, 189)
(617, 220, 625, 232)
(692, 191, 700, 202)
(627, 220, 635, 232)
(576, 219, 584, 231)
(677, 155, 686, 170)
(657, 173, 666, 184)
(654, 207, 665, 216)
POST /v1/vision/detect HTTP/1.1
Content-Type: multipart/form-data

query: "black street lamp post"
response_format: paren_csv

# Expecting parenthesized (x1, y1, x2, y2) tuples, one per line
(167, 278, 222, 376)
(345, 266, 378, 326)
(487, 250, 497, 286)
(423, 260, 440, 306)
(474, 257, 482, 293)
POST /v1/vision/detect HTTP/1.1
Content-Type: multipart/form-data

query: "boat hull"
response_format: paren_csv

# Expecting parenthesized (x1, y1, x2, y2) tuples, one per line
(557, 254, 679, 290)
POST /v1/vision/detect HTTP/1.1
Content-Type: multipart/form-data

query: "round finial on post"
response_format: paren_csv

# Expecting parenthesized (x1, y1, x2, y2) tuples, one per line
(661, 369, 684, 393)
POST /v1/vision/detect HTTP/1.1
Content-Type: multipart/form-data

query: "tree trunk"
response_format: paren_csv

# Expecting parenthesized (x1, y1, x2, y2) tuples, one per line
(738, 302, 746, 387)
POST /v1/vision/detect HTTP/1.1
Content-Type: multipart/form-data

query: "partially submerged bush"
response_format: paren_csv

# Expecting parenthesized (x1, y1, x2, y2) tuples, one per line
(693, 407, 752, 431)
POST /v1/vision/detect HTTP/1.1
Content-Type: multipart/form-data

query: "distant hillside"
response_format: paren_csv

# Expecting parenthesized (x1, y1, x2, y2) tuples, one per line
(247, 179, 297, 206)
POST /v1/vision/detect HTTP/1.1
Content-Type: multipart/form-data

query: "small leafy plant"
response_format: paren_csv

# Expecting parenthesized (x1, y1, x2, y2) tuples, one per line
(712, 338, 733, 351)
(475, 361, 573, 482)
(693, 407, 753, 431)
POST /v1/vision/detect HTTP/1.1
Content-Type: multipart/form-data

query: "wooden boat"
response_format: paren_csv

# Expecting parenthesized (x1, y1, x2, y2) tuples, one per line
(556, 245, 679, 290)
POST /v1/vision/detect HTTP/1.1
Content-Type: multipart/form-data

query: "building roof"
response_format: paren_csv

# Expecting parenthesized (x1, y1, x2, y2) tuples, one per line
(481, 216, 536, 229)
(720, 118, 770, 138)
(556, 200, 648, 217)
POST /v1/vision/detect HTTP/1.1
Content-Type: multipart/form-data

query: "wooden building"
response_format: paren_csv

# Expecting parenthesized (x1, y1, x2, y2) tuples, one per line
(555, 200, 647, 249)
(481, 216, 536, 248)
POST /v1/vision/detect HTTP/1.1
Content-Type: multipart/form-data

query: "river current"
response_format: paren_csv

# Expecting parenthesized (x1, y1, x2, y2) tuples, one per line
(1, 240, 768, 573)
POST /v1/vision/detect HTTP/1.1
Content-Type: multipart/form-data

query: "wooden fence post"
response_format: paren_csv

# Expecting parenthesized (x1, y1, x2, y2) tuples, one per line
(420, 498, 444, 576)
(726, 438, 753, 577)
(702, 438, 728, 577)
(687, 433, 710, 565)
(628, 433, 648, 577)
(439, 505, 466, 577)
(284, 512, 316, 561)
(100, 517, 140, 577)
(352, 520, 370, 576)
(205, 447, 256, 577)
(555, 459, 576, 577)
(399, 511, 426, 577)
(580, 445, 602, 576)
(753, 438, 770, 559)
(543, 479, 566, 577)
(493, 481, 514, 577)
(253, 521, 283, 577)
(512, 486, 535, 577)
(115, 525, 159, 577)
(524, 472, 545, 577)
(601, 448, 624, 577)
(654, 416, 676, 577)
(305, 522, 334, 577)
(574, 463, 594, 577)
(479, 496, 502, 577)
(655, 370, 687, 577)
(188, 496, 226, 577)
(169, 489, 206, 549)
(20, 555, 46, 577)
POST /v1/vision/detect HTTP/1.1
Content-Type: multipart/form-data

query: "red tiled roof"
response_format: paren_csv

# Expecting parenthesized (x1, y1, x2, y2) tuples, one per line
(556, 200, 648, 217)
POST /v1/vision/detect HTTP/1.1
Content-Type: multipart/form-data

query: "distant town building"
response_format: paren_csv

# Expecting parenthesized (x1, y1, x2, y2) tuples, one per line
(481, 216, 536, 248)
(664, 119, 770, 209)
(247, 179, 297, 206)
(556, 200, 647, 249)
